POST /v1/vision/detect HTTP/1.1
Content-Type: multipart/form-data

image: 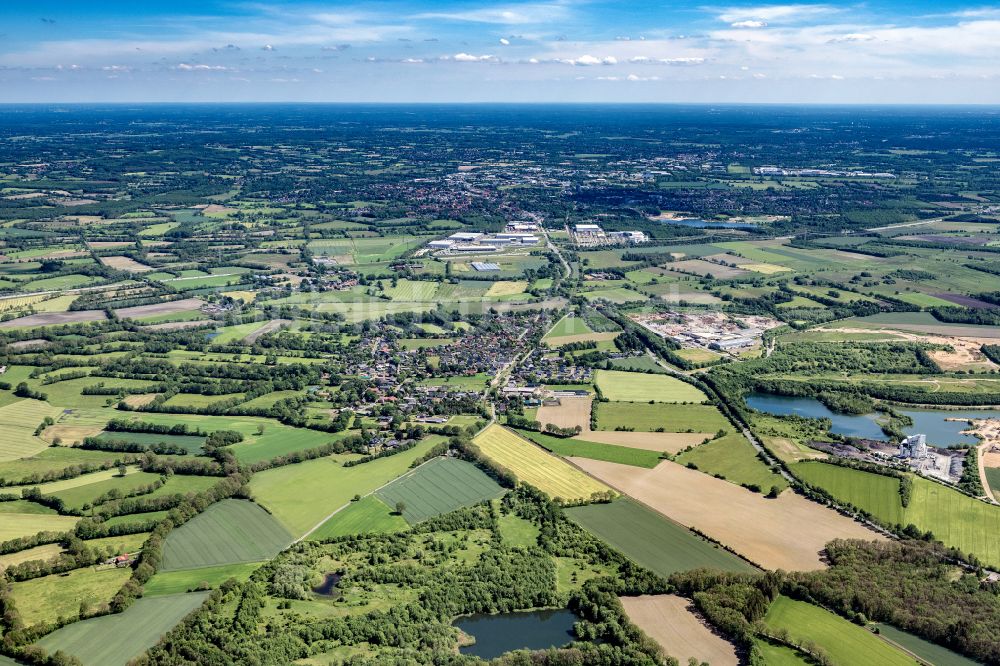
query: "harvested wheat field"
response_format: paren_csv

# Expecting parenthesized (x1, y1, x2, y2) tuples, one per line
(116, 298, 205, 319)
(100, 255, 154, 272)
(40, 423, 104, 445)
(0, 310, 105, 329)
(536, 397, 592, 431)
(574, 430, 710, 453)
(620, 595, 738, 666)
(121, 393, 159, 408)
(569, 458, 884, 571)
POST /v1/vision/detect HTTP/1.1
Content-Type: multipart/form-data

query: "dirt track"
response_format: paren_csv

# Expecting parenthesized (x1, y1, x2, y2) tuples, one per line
(244, 319, 291, 343)
(576, 430, 709, 453)
(144, 319, 214, 331)
(620, 595, 738, 666)
(570, 457, 885, 571)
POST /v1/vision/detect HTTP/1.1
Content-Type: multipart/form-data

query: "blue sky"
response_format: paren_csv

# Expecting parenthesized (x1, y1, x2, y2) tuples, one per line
(1, 1, 999, 103)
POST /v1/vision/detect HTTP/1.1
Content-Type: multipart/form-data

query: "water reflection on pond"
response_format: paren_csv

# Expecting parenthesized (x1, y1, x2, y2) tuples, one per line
(453, 609, 578, 659)
(746, 393, 1000, 446)
(312, 572, 342, 597)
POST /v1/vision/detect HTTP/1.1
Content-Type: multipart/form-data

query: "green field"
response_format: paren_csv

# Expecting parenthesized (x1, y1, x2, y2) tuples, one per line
(606, 356, 666, 373)
(144, 563, 262, 596)
(565, 498, 756, 576)
(0, 511, 78, 541)
(986, 467, 1000, 501)
(754, 641, 810, 665)
(875, 624, 981, 666)
(0, 447, 129, 484)
(95, 431, 205, 453)
(308, 495, 408, 540)
(0, 399, 63, 461)
(675, 432, 787, 492)
(793, 462, 1000, 567)
(384, 279, 440, 301)
(11, 566, 132, 627)
(210, 321, 271, 344)
(594, 370, 706, 403)
(231, 427, 353, 464)
(793, 461, 905, 523)
(46, 470, 163, 511)
(763, 596, 917, 666)
(544, 314, 593, 339)
(160, 499, 293, 571)
(595, 402, 728, 432)
(249, 437, 438, 536)
(35, 592, 210, 666)
(516, 429, 663, 468)
(374, 457, 506, 524)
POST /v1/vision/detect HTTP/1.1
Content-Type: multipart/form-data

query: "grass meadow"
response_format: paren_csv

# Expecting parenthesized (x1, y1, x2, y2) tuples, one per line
(594, 370, 707, 403)
(249, 437, 438, 536)
(308, 495, 408, 540)
(675, 432, 788, 492)
(595, 402, 729, 433)
(763, 596, 916, 666)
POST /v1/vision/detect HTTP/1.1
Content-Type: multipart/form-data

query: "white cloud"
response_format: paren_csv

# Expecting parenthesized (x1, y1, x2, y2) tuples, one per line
(175, 63, 230, 71)
(660, 57, 705, 65)
(626, 73, 659, 81)
(449, 52, 497, 62)
(731, 20, 767, 28)
(718, 4, 837, 25)
(562, 54, 617, 65)
(412, 3, 569, 25)
(499, 38, 511, 45)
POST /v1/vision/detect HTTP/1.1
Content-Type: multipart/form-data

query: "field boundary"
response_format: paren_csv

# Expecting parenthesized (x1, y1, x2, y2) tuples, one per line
(295, 455, 441, 542)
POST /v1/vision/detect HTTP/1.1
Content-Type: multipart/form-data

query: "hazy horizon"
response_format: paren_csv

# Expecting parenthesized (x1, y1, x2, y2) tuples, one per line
(2, 1, 1000, 104)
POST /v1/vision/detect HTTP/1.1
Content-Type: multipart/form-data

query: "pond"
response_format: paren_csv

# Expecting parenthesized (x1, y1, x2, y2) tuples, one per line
(453, 609, 578, 659)
(746, 393, 1000, 447)
(312, 572, 342, 597)
(657, 217, 758, 230)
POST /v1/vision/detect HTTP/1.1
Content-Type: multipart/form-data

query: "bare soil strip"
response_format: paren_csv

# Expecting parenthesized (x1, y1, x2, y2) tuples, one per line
(620, 594, 739, 666)
(144, 320, 214, 331)
(244, 319, 292, 343)
(574, 430, 710, 453)
(569, 457, 885, 571)
(116, 298, 205, 319)
(536, 397, 592, 431)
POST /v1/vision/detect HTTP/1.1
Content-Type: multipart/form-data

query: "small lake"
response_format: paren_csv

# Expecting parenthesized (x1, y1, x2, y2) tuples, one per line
(745, 393, 886, 440)
(746, 393, 1000, 447)
(454, 609, 578, 659)
(658, 217, 758, 230)
(900, 410, 999, 448)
